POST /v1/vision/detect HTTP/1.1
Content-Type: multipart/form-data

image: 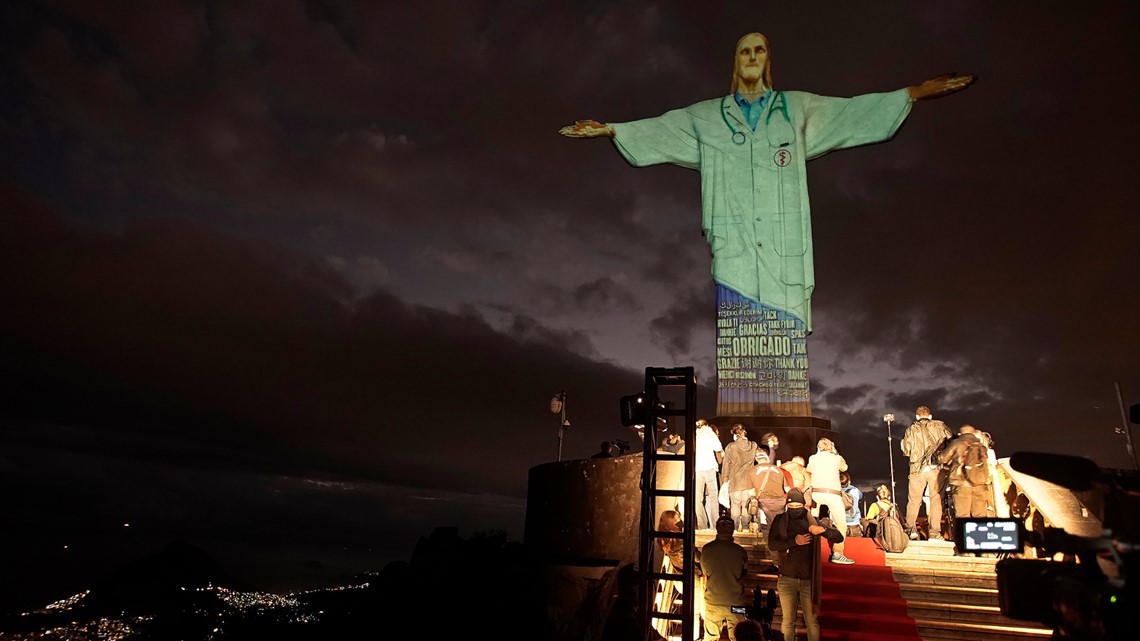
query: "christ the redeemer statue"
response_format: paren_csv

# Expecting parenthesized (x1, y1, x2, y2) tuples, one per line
(561, 32, 973, 417)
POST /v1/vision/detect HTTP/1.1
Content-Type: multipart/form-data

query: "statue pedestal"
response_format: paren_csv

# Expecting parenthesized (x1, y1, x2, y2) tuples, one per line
(711, 415, 837, 464)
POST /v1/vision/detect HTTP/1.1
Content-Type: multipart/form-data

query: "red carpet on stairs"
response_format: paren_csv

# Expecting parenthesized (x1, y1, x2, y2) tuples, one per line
(815, 537, 921, 641)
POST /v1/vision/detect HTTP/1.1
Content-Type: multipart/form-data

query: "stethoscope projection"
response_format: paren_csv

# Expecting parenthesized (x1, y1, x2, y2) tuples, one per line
(720, 91, 791, 145)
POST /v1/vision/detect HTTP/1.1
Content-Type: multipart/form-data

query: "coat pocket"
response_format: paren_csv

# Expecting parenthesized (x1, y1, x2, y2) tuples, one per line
(709, 220, 747, 260)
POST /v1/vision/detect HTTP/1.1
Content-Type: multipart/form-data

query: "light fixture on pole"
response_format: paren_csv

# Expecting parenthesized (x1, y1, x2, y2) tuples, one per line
(1114, 382, 1139, 471)
(883, 413, 897, 503)
(551, 391, 569, 461)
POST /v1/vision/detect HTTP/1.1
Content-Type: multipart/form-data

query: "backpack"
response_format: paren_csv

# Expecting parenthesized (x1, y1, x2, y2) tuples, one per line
(961, 440, 990, 486)
(873, 503, 909, 553)
(753, 462, 787, 499)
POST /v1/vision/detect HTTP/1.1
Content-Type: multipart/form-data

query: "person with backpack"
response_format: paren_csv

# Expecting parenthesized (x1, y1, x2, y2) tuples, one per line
(768, 488, 844, 641)
(863, 485, 910, 553)
(938, 424, 990, 519)
(900, 405, 953, 540)
(749, 446, 787, 534)
(723, 424, 760, 531)
(862, 485, 892, 538)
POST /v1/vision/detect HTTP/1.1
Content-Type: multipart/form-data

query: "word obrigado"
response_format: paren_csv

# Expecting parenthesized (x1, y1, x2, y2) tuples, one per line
(716, 335, 792, 357)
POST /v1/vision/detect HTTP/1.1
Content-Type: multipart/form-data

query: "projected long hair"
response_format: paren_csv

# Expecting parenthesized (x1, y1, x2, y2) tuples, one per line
(729, 32, 773, 93)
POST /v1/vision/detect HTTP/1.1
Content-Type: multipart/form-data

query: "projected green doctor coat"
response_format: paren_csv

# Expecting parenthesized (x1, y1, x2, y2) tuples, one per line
(610, 89, 912, 332)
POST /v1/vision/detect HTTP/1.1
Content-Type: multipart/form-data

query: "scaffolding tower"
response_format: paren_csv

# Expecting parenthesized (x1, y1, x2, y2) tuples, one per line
(638, 366, 698, 641)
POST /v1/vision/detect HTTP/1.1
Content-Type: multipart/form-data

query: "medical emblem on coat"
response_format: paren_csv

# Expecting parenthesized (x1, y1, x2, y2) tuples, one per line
(773, 149, 791, 167)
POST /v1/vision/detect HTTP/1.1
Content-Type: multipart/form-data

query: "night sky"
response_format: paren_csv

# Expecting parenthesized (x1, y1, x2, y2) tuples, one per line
(3, 0, 1139, 610)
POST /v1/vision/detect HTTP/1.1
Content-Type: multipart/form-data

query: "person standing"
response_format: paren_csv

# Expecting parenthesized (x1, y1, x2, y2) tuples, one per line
(900, 405, 953, 540)
(701, 517, 749, 640)
(768, 489, 844, 641)
(695, 419, 725, 530)
(722, 424, 759, 531)
(806, 438, 854, 564)
(938, 425, 990, 519)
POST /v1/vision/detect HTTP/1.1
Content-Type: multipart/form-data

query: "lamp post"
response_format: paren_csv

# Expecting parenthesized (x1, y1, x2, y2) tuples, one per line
(551, 391, 569, 461)
(883, 413, 897, 503)
(1114, 382, 1139, 471)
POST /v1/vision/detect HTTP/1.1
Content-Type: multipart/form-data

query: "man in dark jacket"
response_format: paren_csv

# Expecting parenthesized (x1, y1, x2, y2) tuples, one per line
(722, 424, 759, 531)
(701, 517, 749, 640)
(938, 424, 989, 519)
(900, 405, 953, 540)
(767, 488, 843, 641)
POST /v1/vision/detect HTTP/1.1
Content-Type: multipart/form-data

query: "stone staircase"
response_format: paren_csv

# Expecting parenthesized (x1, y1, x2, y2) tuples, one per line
(888, 540, 1052, 640)
(694, 531, 1054, 640)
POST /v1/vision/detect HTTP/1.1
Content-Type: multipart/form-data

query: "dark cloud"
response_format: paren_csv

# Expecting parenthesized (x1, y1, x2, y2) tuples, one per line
(573, 276, 637, 312)
(0, 185, 640, 497)
(819, 384, 875, 410)
(649, 287, 715, 359)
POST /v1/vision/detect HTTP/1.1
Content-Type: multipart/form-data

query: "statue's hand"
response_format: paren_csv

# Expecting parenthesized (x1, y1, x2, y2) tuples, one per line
(908, 73, 976, 101)
(559, 120, 615, 138)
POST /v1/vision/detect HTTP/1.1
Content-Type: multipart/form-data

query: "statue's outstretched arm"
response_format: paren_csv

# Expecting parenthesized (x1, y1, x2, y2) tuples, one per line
(559, 120, 615, 138)
(907, 73, 976, 101)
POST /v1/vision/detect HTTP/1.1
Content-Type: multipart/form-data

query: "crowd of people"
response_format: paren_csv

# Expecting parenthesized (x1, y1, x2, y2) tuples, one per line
(681, 420, 858, 567)
(671, 406, 1001, 545)
(642, 406, 1003, 640)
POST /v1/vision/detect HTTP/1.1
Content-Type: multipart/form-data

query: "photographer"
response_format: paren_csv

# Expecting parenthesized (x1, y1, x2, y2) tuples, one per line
(901, 405, 953, 540)
(591, 441, 616, 459)
(939, 425, 989, 519)
(701, 517, 749, 640)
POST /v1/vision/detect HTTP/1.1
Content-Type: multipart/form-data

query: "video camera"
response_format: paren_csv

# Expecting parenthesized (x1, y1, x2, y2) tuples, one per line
(729, 587, 782, 641)
(960, 452, 1139, 640)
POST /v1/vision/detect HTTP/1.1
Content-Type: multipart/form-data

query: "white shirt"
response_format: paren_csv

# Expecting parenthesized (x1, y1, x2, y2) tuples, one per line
(806, 450, 848, 491)
(695, 425, 724, 472)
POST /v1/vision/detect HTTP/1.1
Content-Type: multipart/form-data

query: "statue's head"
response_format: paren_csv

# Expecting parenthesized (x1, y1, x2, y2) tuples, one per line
(731, 32, 772, 93)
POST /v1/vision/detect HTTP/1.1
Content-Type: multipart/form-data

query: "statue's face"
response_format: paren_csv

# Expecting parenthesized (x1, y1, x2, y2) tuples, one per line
(735, 33, 768, 88)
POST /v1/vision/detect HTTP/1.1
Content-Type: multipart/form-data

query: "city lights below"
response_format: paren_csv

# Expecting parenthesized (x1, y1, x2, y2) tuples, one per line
(13, 581, 376, 640)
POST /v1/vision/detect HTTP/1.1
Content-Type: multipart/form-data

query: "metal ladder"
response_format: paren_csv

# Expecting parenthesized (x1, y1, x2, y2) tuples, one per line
(638, 366, 698, 641)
